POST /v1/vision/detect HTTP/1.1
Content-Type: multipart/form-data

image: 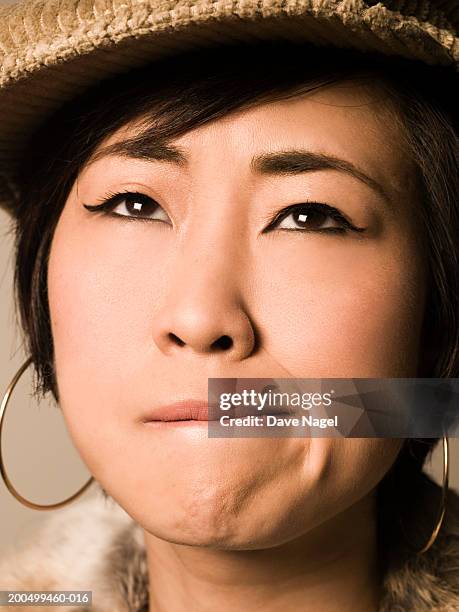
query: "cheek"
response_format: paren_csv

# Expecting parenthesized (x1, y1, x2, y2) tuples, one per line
(254, 232, 426, 377)
(47, 210, 171, 458)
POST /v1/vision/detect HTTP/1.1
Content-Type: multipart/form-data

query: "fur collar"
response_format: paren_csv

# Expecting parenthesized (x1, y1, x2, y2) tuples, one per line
(1, 473, 459, 611)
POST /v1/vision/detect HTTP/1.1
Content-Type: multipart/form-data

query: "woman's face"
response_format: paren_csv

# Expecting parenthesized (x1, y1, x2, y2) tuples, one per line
(48, 80, 425, 549)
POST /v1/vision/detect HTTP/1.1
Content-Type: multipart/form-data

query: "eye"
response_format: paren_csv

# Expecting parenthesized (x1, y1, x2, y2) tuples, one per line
(83, 191, 171, 224)
(263, 202, 366, 235)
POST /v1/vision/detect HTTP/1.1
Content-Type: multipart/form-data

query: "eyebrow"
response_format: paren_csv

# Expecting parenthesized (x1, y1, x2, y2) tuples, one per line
(88, 137, 390, 204)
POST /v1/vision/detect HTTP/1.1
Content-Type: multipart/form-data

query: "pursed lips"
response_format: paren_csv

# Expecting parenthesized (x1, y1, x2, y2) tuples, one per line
(141, 399, 294, 422)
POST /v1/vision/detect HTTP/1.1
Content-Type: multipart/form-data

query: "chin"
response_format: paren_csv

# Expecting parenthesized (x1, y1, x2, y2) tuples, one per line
(137, 497, 306, 551)
(143, 522, 283, 551)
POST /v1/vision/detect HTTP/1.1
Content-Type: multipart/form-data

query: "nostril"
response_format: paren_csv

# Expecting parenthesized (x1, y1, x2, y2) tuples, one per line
(211, 335, 233, 351)
(168, 332, 185, 346)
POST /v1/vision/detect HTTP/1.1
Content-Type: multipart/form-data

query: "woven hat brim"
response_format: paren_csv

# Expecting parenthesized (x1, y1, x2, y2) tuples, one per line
(0, 0, 458, 215)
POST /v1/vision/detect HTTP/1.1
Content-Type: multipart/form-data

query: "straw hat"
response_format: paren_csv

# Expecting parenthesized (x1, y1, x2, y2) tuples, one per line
(0, 0, 457, 215)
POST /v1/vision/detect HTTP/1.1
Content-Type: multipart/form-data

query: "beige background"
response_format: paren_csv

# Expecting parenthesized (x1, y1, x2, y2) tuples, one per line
(1, 205, 458, 554)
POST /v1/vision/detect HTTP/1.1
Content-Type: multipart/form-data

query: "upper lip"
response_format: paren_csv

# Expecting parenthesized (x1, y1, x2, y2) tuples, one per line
(141, 399, 294, 422)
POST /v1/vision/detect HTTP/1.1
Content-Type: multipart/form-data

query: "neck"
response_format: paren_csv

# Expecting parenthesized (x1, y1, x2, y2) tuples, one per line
(144, 491, 382, 612)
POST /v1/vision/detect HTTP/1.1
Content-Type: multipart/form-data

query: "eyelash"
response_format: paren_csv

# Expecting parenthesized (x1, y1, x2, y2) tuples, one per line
(83, 190, 366, 235)
(262, 202, 365, 235)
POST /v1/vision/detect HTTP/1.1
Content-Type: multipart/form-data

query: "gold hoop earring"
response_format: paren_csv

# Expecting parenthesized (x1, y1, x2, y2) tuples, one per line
(416, 433, 449, 555)
(0, 357, 94, 510)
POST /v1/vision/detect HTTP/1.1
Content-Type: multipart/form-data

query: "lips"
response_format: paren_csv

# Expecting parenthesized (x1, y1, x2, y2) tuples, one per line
(142, 400, 219, 422)
(142, 398, 295, 423)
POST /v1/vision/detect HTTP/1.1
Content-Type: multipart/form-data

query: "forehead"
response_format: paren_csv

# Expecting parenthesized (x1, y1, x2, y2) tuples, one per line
(89, 79, 414, 194)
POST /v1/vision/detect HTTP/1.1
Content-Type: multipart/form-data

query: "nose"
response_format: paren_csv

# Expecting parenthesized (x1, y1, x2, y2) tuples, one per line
(152, 247, 256, 362)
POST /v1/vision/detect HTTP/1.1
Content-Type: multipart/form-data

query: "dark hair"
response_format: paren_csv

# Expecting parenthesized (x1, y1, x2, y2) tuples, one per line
(10, 41, 459, 545)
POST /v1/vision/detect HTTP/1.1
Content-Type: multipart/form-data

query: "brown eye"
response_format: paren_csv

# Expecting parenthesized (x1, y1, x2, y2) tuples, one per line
(274, 204, 345, 232)
(115, 194, 170, 222)
(83, 191, 171, 224)
(290, 208, 330, 230)
(125, 194, 155, 215)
